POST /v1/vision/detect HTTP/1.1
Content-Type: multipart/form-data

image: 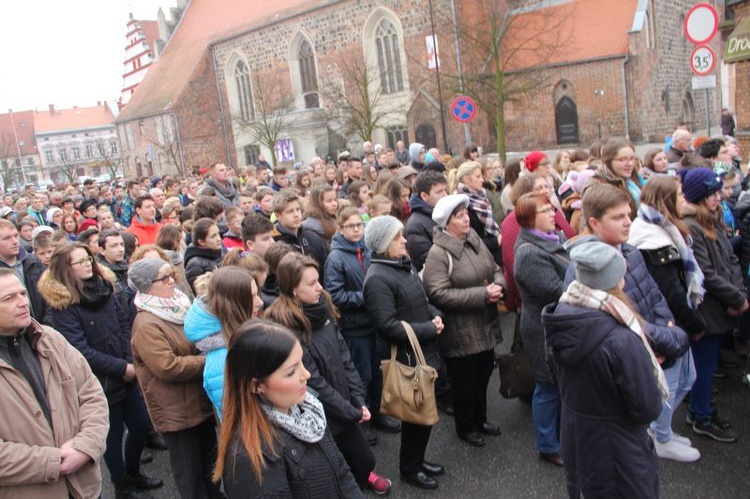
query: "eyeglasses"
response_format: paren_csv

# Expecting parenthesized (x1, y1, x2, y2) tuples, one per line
(71, 256, 93, 267)
(153, 272, 177, 284)
(536, 207, 554, 214)
(613, 156, 637, 163)
(342, 222, 364, 231)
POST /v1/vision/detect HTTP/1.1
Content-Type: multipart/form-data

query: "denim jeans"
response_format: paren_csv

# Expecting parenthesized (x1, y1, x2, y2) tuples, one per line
(104, 382, 150, 481)
(532, 381, 561, 454)
(651, 351, 696, 442)
(689, 333, 725, 418)
(344, 333, 381, 409)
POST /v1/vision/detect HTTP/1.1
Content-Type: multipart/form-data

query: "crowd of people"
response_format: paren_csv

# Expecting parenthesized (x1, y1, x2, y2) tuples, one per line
(0, 132, 747, 498)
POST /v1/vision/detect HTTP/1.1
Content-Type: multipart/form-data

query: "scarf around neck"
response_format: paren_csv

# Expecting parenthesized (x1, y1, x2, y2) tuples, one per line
(560, 280, 669, 401)
(455, 182, 499, 237)
(79, 276, 113, 311)
(262, 392, 327, 443)
(134, 289, 192, 324)
(634, 204, 705, 307)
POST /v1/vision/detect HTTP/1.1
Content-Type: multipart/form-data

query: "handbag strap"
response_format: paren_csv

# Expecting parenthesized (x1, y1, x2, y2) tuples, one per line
(400, 320, 428, 366)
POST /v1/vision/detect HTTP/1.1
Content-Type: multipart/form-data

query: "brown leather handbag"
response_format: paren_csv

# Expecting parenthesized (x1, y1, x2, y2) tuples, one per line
(380, 321, 439, 426)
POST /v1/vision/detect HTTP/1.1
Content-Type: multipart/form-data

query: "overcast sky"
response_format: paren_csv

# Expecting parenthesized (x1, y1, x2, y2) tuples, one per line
(0, 0, 176, 114)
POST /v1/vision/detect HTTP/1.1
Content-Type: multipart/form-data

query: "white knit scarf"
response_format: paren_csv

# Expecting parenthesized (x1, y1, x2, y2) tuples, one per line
(262, 392, 327, 443)
(134, 290, 192, 324)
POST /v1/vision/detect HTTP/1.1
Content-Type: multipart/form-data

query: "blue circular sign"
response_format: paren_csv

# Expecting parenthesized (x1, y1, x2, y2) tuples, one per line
(451, 96, 477, 123)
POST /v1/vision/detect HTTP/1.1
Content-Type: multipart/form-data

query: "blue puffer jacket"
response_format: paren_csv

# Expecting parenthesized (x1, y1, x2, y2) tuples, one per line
(323, 232, 372, 337)
(183, 297, 226, 419)
(564, 236, 689, 361)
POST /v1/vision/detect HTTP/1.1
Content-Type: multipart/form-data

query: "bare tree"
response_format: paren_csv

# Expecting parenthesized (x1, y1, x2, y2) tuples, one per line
(442, 0, 574, 159)
(233, 74, 294, 167)
(94, 138, 122, 180)
(319, 58, 393, 144)
(56, 149, 83, 184)
(0, 133, 21, 191)
(146, 114, 184, 176)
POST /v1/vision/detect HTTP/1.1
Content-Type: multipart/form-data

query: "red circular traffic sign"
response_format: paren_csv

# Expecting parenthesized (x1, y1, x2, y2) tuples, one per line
(690, 45, 716, 76)
(451, 96, 478, 123)
(684, 3, 719, 45)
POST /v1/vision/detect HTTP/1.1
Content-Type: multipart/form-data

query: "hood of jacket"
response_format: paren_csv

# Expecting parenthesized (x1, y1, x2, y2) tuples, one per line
(409, 142, 425, 164)
(408, 194, 434, 216)
(542, 302, 616, 366)
(330, 231, 367, 255)
(38, 266, 117, 310)
(432, 226, 483, 259)
(184, 296, 222, 344)
(370, 254, 413, 272)
(301, 217, 326, 237)
(164, 249, 183, 266)
(184, 244, 222, 265)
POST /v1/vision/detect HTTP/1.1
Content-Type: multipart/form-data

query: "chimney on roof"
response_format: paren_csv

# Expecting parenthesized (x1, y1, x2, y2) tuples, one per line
(48, 104, 55, 115)
(73, 106, 78, 109)
(97, 101, 102, 107)
(104, 101, 110, 113)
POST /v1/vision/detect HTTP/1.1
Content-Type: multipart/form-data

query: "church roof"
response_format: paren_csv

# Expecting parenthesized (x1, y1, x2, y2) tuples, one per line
(115, 0, 325, 124)
(503, 0, 639, 71)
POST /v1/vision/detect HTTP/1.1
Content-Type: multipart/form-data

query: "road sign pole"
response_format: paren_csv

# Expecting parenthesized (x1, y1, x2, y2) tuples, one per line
(706, 89, 710, 136)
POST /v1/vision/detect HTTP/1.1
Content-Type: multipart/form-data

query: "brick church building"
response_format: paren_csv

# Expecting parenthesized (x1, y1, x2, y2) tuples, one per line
(115, 0, 717, 175)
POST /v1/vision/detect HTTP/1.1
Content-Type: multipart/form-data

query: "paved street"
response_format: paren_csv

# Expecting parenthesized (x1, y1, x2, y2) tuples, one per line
(102, 312, 750, 498)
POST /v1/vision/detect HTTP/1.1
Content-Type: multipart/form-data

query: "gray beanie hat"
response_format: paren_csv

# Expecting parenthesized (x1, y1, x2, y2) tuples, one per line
(570, 241, 627, 291)
(128, 258, 170, 293)
(432, 194, 469, 228)
(365, 215, 404, 255)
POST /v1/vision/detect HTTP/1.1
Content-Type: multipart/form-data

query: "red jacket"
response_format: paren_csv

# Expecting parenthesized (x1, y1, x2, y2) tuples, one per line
(127, 217, 163, 246)
(222, 233, 245, 250)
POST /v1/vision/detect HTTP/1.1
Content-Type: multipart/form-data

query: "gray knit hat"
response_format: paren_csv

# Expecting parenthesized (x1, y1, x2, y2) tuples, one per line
(570, 241, 627, 291)
(128, 258, 170, 293)
(365, 215, 404, 255)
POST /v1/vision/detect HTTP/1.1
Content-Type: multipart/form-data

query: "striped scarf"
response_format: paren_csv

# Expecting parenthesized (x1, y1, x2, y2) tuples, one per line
(455, 183, 499, 237)
(560, 280, 670, 401)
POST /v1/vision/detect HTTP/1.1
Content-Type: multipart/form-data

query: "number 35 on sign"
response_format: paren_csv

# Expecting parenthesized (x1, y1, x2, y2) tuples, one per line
(690, 45, 715, 76)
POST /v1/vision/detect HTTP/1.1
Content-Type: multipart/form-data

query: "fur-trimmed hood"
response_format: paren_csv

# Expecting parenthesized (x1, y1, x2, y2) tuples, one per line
(38, 266, 117, 310)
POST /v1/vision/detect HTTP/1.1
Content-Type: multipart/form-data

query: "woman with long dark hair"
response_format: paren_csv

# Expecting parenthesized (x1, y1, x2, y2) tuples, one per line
(39, 243, 162, 498)
(214, 320, 362, 498)
(680, 168, 746, 443)
(265, 253, 391, 494)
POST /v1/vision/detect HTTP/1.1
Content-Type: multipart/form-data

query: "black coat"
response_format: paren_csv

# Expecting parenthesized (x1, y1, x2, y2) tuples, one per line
(223, 425, 362, 498)
(683, 206, 746, 334)
(403, 195, 436, 272)
(273, 223, 329, 272)
(184, 245, 222, 294)
(38, 271, 132, 403)
(733, 192, 750, 282)
(363, 255, 442, 371)
(543, 303, 662, 499)
(302, 302, 366, 435)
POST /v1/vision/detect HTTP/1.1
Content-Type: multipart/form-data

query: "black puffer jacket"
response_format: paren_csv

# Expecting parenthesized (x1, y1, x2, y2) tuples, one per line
(734, 192, 750, 280)
(273, 223, 329, 272)
(301, 300, 366, 435)
(543, 303, 662, 499)
(363, 255, 442, 371)
(404, 195, 436, 272)
(184, 245, 222, 294)
(223, 424, 362, 498)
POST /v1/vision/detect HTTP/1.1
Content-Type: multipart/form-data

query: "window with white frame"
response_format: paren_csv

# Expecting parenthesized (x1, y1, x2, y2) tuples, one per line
(234, 60, 254, 121)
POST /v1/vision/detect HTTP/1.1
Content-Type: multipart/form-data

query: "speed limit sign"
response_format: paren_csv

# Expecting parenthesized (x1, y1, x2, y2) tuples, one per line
(690, 45, 715, 76)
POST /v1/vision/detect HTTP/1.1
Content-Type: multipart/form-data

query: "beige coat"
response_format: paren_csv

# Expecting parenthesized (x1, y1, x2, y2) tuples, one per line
(131, 310, 214, 433)
(0, 321, 109, 499)
(423, 227, 503, 358)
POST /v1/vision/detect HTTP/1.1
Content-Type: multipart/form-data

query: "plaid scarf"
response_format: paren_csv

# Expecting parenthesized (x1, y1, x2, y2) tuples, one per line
(560, 280, 669, 401)
(134, 290, 192, 324)
(455, 183, 499, 237)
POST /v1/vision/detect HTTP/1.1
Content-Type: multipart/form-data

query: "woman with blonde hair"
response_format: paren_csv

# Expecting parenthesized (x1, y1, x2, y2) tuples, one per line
(215, 320, 362, 498)
(448, 161, 502, 265)
(184, 266, 262, 419)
